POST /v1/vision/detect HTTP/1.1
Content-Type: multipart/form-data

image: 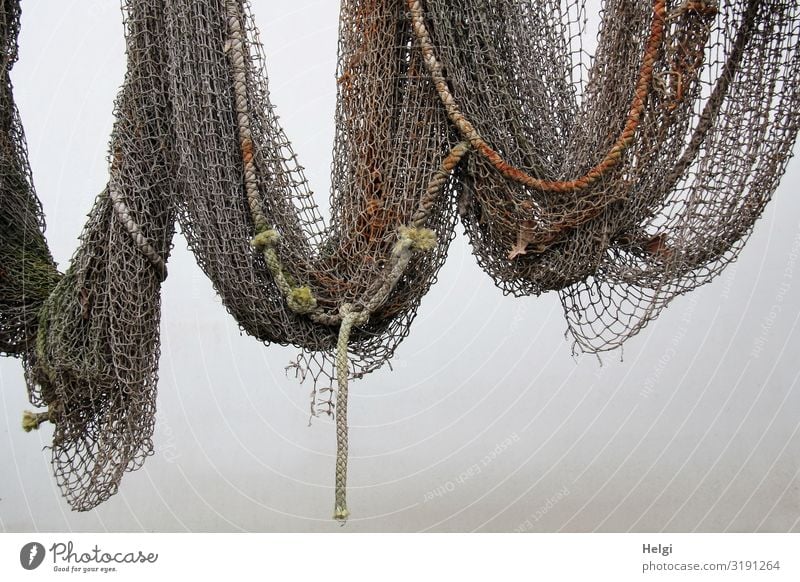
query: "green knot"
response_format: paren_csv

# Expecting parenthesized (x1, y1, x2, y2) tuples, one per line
(22, 410, 51, 432)
(398, 226, 437, 252)
(251, 229, 281, 251)
(287, 286, 317, 314)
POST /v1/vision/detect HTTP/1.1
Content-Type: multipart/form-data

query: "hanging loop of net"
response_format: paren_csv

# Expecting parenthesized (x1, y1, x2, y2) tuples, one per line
(406, 0, 667, 196)
(0, 0, 61, 358)
(22, 0, 178, 511)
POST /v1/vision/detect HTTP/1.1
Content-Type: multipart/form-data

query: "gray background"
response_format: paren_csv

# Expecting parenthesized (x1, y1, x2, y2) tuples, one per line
(1, 0, 798, 532)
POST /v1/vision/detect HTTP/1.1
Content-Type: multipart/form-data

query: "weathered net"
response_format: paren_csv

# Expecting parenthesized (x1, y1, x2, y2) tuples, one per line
(420, 0, 800, 351)
(0, 1, 60, 358)
(167, 0, 457, 390)
(3, 0, 799, 518)
(152, 0, 460, 518)
(17, 0, 177, 511)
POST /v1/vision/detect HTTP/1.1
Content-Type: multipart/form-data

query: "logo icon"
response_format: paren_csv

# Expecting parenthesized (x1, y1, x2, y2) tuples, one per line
(20, 542, 46, 570)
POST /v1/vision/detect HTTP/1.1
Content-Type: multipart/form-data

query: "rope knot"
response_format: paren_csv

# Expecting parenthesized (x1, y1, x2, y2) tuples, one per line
(287, 286, 318, 314)
(339, 303, 369, 326)
(251, 228, 281, 251)
(397, 226, 437, 253)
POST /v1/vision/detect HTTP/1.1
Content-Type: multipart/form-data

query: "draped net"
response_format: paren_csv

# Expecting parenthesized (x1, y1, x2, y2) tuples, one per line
(1, 0, 798, 517)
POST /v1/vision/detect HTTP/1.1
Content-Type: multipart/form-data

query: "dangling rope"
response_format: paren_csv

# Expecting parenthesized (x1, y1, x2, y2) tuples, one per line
(332, 303, 363, 521)
(226, 0, 471, 516)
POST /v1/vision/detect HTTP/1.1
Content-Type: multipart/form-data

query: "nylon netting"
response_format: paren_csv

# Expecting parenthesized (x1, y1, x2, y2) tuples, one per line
(0, 2, 60, 358)
(1, 0, 798, 518)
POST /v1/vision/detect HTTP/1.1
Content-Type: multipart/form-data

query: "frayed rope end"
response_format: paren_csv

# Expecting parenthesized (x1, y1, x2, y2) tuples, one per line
(398, 226, 437, 252)
(333, 505, 350, 522)
(22, 410, 51, 432)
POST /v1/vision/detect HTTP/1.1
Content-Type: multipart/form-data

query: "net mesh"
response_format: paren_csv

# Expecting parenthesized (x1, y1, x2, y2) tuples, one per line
(0, 1, 60, 358)
(19, 0, 177, 510)
(2, 0, 798, 516)
(422, 0, 800, 352)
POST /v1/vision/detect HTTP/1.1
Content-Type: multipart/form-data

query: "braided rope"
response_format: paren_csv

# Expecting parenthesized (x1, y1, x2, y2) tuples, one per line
(332, 228, 436, 522)
(330, 142, 467, 520)
(333, 303, 368, 521)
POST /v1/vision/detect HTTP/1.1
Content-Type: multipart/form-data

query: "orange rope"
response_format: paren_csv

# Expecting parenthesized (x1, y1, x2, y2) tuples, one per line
(407, 0, 667, 194)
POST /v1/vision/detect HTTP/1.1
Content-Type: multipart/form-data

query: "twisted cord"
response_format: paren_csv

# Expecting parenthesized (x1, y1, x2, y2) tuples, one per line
(410, 141, 470, 229)
(225, 0, 268, 231)
(108, 186, 167, 281)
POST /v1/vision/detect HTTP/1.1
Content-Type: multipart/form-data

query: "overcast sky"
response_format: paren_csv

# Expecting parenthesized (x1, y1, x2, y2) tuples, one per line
(1, 1, 798, 532)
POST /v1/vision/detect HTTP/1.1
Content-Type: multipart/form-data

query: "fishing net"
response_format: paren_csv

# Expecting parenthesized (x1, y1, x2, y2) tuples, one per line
(419, 0, 800, 351)
(167, 0, 458, 393)
(18, 0, 177, 511)
(155, 0, 460, 518)
(0, 1, 60, 358)
(3, 0, 799, 518)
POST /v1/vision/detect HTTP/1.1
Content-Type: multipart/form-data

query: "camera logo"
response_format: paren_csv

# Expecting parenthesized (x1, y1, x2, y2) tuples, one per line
(20, 542, 46, 570)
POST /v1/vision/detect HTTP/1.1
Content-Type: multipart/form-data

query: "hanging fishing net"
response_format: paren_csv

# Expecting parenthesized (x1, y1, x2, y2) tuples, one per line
(5, 0, 177, 510)
(0, 1, 60, 358)
(2, 0, 798, 518)
(417, 0, 800, 352)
